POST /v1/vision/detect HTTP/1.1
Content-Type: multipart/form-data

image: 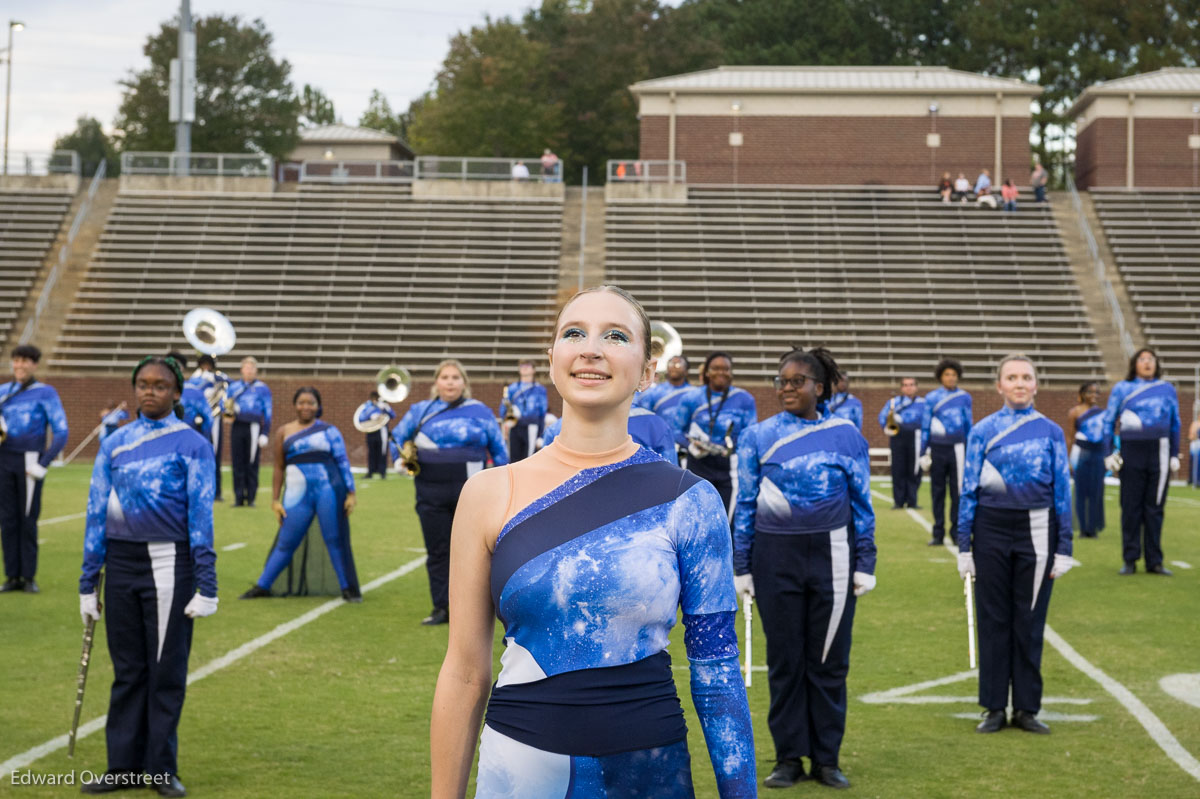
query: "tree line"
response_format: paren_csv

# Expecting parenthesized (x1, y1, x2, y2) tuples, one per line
(56, 1, 1200, 182)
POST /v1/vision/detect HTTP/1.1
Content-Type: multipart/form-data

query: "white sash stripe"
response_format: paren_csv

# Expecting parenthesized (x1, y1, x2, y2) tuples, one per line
(1157, 437, 1169, 505)
(249, 422, 261, 462)
(823, 526, 850, 663)
(913, 429, 922, 474)
(23, 452, 36, 516)
(1028, 508, 1050, 610)
(954, 442, 965, 495)
(148, 542, 178, 662)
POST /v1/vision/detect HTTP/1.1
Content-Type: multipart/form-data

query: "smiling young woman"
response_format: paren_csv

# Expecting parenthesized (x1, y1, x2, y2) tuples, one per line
(430, 286, 755, 799)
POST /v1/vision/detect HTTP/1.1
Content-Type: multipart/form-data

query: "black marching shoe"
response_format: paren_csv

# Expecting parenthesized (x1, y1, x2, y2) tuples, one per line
(763, 758, 806, 788)
(342, 587, 363, 603)
(813, 765, 850, 790)
(1119, 562, 1137, 576)
(975, 709, 1007, 733)
(22, 579, 39, 593)
(421, 606, 449, 626)
(0, 577, 22, 593)
(155, 774, 187, 797)
(1147, 563, 1174, 576)
(80, 771, 143, 793)
(927, 538, 944, 547)
(238, 584, 272, 599)
(1011, 710, 1051, 734)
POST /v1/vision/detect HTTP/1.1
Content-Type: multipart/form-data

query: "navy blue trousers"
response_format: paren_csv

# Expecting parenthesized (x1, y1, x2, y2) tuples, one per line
(103, 539, 194, 776)
(414, 474, 466, 610)
(1119, 438, 1168, 567)
(889, 429, 921, 507)
(1074, 442, 1105, 536)
(0, 451, 43, 580)
(752, 529, 856, 767)
(230, 420, 261, 505)
(508, 422, 540, 463)
(365, 430, 388, 478)
(212, 421, 224, 500)
(929, 443, 963, 542)
(973, 506, 1055, 713)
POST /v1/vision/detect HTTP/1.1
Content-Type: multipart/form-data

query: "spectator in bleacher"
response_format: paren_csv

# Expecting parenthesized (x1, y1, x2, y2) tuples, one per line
(0, 344, 68, 594)
(1001, 179, 1019, 212)
(953, 172, 971, 202)
(510, 161, 530, 181)
(357, 390, 396, 479)
(391, 359, 507, 625)
(1102, 348, 1181, 575)
(1030, 162, 1049, 203)
(675, 352, 758, 519)
(919, 360, 973, 546)
(1068, 381, 1106, 537)
(938, 171, 953, 203)
(828, 371, 863, 431)
(99, 401, 129, 442)
(499, 360, 549, 462)
(634, 353, 692, 455)
(540, 148, 560, 182)
(191, 354, 228, 501)
(974, 169, 996, 209)
(879, 377, 925, 510)
(225, 356, 273, 508)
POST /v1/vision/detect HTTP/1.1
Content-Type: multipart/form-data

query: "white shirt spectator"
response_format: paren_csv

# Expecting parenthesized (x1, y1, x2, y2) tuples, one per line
(511, 161, 530, 180)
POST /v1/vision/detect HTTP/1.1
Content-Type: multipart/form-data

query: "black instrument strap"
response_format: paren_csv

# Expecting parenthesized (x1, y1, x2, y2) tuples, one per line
(415, 397, 466, 437)
(0, 379, 35, 411)
(704, 387, 731, 439)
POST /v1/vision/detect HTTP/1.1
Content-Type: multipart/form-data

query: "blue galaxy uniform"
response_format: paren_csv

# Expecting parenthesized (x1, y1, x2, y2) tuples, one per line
(225, 378, 272, 505)
(100, 408, 130, 441)
(79, 413, 216, 778)
(878, 394, 925, 508)
(1102, 378, 1181, 569)
(542, 408, 676, 463)
(0, 379, 69, 583)
(1072, 406, 1106, 536)
(254, 421, 359, 595)
(480, 446, 755, 798)
(189, 368, 228, 499)
(179, 382, 212, 441)
(733, 411, 875, 771)
(675, 386, 758, 515)
(636, 380, 694, 448)
(958, 405, 1071, 714)
(920, 388, 973, 543)
(391, 398, 508, 613)
(499, 381, 549, 462)
(826, 392, 863, 431)
(356, 400, 396, 478)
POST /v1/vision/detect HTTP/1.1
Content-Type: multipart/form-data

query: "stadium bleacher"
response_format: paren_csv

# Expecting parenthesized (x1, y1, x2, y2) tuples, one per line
(0, 189, 74, 345)
(53, 187, 563, 379)
(606, 185, 1106, 383)
(1090, 189, 1200, 376)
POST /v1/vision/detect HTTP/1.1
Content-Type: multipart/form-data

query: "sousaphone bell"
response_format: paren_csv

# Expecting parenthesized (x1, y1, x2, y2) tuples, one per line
(649, 320, 683, 374)
(182, 308, 237, 420)
(353, 366, 412, 434)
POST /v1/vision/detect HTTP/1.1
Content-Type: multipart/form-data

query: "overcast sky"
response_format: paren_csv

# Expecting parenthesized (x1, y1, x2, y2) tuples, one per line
(2, 0, 556, 153)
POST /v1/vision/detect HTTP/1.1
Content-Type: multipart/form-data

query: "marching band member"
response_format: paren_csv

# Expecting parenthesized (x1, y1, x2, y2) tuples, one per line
(635, 354, 693, 458)
(919, 359, 972, 546)
(225, 356, 272, 507)
(733, 347, 874, 790)
(827, 371, 862, 431)
(675, 352, 758, 517)
(498, 360, 548, 462)
(1068, 381, 1106, 538)
(542, 405, 676, 462)
(431, 286, 754, 798)
(171, 352, 212, 443)
(190, 354, 227, 501)
(392, 359, 507, 625)
(99, 401, 130, 442)
(78, 355, 216, 797)
(878, 377, 925, 510)
(957, 354, 1072, 735)
(241, 387, 361, 602)
(1102, 348, 1181, 576)
(357, 390, 396, 479)
(0, 344, 68, 594)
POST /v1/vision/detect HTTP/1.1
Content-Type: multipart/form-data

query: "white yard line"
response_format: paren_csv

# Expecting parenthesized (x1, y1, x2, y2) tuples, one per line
(40, 512, 86, 526)
(220, 542, 247, 552)
(0, 555, 427, 779)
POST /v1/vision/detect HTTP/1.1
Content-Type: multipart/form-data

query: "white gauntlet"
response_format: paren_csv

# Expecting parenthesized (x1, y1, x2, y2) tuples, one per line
(184, 593, 219, 618)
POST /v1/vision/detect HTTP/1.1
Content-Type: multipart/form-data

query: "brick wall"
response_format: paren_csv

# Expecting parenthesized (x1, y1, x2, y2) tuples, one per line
(639, 115, 1033, 186)
(1076, 117, 1200, 189)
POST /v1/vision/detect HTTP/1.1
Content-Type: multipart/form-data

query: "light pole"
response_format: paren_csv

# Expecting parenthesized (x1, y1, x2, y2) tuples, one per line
(2, 20, 24, 177)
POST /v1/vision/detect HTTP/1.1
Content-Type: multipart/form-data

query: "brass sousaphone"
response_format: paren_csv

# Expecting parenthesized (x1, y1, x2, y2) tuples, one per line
(182, 307, 236, 423)
(354, 366, 411, 434)
(649, 320, 683, 373)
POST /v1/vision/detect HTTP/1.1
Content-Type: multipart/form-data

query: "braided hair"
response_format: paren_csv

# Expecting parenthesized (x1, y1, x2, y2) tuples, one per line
(131, 355, 186, 420)
(778, 346, 840, 410)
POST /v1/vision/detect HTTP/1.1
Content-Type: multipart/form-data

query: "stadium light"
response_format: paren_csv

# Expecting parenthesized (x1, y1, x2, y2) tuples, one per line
(2, 20, 24, 176)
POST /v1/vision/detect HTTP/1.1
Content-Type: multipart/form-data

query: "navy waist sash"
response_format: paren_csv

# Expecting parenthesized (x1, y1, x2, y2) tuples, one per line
(1075, 439, 1104, 452)
(484, 650, 687, 757)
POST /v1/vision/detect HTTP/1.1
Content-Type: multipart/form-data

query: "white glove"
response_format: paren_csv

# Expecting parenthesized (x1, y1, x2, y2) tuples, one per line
(957, 551, 976, 579)
(1170, 456, 1181, 473)
(733, 573, 755, 600)
(1049, 553, 1076, 579)
(918, 453, 932, 472)
(258, 434, 269, 449)
(80, 592, 100, 625)
(853, 571, 876, 597)
(1104, 454, 1122, 473)
(184, 593, 219, 618)
(26, 462, 48, 480)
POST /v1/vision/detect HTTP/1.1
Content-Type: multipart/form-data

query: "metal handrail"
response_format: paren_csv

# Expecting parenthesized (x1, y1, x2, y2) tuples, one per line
(414, 156, 563, 182)
(1068, 179, 1136, 359)
(120, 151, 274, 177)
(606, 159, 686, 184)
(298, 159, 414, 183)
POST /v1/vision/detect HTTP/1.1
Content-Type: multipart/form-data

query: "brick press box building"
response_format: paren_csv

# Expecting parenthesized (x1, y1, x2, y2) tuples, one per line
(629, 65, 1041, 186)
(1069, 68, 1200, 189)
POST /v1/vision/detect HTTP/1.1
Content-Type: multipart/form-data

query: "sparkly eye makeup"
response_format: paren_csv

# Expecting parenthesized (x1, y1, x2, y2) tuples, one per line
(560, 327, 586, 340)
(604, 330, 631, 345)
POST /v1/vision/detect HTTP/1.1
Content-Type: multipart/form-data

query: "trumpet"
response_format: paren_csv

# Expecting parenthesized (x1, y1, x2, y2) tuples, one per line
(0, 416, 7, 446)
(885, 408, 901, 436)
(500, 385, 521, 425)
(687, 423, 735, 458)
(399, 440, 421, 476)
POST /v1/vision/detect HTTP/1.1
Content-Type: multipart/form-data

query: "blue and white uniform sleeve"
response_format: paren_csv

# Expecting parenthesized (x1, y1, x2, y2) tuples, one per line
(187, 446, 217, 597)
(675, 480, 756, 798)
(957, 426, 986, 552)
(542, 418, 561, 447)
(262, 384, 273, 433)
(1101, 382, 1126, 455)
(877, 398, 892, 431)
(673, 391, 698, 440)
(845, 442, 876, 574)
(850, 400, 863, 432)
(1169, 386, 1181, 458)
(731, 425, 760, 576)
(733, 393, 757, 442)
(963, 394, 973, 439)
(330, 428, 356, 491)
(80, 443, 112, 594)
(485, 415, 509, 466)
(919, 396, 933, 456)
(389, 405, 419, 461)
(529, 385, 548, 424)
(1051, 425, 1072, 555)
(40, 388, 69, 467)
(651, 421, 675, 463)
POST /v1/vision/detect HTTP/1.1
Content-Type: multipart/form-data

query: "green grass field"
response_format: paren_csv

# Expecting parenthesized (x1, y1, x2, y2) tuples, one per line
(2, 465, 1199, 797)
